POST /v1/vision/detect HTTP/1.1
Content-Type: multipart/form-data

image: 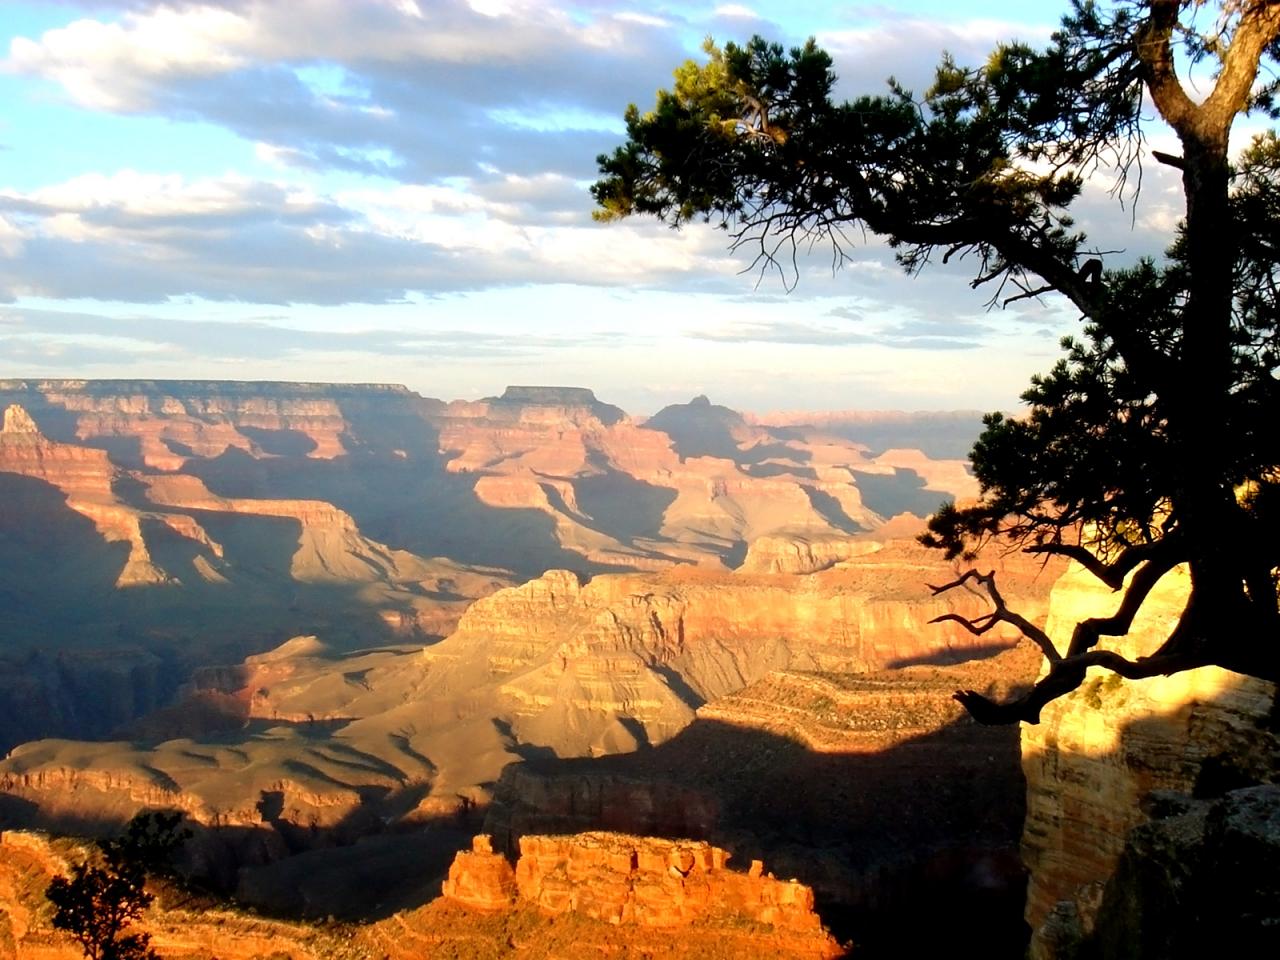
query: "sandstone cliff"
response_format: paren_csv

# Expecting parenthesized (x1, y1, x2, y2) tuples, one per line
(482, 639, 1051, 956)
(739, 533, 882, 574)
(1, 538, 1055, 828)
(0, 379, 983, 594)
(1020, 561, 1279, 958)
(441, 832, 836, 940)
(0, 535, 1060, 941)
(0, 386, 517, 750)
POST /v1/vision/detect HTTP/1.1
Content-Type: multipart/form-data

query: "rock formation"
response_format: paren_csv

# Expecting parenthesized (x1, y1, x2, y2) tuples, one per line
(746, 408, 986, 459)
(1020, 561, 1279, 958)
(0, 380, 984, 594)
(482, 639, 1052, 955)
(441, 831, 835, 938)
(0, 538, 1058, 833)
(0, 378, 1036, 950)
(440, 834, 520, 911)
(1, 404, 39, 434)
(0, 825, 843, 959)
(739, 533, 882, 574)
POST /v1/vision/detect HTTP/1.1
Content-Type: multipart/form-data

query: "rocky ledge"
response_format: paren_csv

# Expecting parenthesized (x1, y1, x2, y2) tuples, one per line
(442, 832, 837, 943)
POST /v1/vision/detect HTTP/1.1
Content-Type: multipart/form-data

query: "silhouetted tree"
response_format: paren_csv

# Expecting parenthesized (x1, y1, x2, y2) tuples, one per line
(592, 1, 1280, 722)
(46, 812, 189, 960)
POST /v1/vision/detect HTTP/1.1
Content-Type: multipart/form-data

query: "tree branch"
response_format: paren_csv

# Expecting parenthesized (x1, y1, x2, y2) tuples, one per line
(1024, 537, 1176, 591)
(1065, 547, 1186, 657)
(1152, 149, 1185, 169)
(928, 569, 1062, 663)
(1135, 0, 1199, 135)
(954, 645, 1208, 725)
(1203, 1, 1280, 130)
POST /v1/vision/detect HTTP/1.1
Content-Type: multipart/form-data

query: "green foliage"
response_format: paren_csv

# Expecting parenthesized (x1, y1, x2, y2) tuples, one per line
(46, 812, 189, 960)
(594, 1, 1280, 720)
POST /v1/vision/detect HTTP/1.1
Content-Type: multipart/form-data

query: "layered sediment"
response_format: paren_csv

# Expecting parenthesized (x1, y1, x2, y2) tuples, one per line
(442, 832, 834, 936)
(1020, 561, 1280, 957)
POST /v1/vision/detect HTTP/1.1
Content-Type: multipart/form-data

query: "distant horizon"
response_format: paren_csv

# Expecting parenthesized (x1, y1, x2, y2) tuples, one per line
(0, 374, 1000, 419)
(0, 1, 1158, 412)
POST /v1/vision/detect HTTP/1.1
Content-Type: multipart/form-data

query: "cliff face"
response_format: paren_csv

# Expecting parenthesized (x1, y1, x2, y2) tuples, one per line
(0, 378, 435, 467)
(479, 641, 1050, 958)
(738, 534, 882, 574)
(0, 539, 1056, 830)
(1071, 784, 1280, 959)
(1020, 562, 1279, 957)
(0, 539, 1060, 933)
(442, 832, 833, 935)
(0, 381, 982, 585)
(0, 386, 515, 751)
(428, 539, 1056, 758)
(0, 379, 1031, 948)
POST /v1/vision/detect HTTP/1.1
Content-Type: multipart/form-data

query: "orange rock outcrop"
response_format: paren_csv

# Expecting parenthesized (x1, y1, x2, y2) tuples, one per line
(439, 834, 518, 911)
(441, 832, 837, 944)
(2, 826, 841, 959)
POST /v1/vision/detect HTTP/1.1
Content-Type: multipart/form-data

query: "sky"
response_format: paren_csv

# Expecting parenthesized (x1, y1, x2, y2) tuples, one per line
(0, 0, 1193, 413)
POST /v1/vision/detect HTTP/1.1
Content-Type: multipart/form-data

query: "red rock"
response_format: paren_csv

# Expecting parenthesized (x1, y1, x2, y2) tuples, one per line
(440, 830, 833, 940)
(440, 834, 517, 911)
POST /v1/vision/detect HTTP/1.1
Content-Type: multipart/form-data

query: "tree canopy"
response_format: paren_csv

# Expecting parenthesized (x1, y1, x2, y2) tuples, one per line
(593, 0, 1280, 723)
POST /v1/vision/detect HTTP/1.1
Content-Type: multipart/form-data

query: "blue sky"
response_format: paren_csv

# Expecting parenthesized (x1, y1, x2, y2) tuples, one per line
(0, 1, 1185, 412)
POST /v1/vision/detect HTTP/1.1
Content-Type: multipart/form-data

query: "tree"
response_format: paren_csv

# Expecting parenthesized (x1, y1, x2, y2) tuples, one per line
(593, 1, 1280, 722)
(46, 812, 189, 960)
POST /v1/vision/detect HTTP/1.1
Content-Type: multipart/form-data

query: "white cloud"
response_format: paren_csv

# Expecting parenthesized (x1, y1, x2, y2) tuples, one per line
(818, 16, 1055, 96)
(0, 214, 24, 257)
(5, 0, 686, 185)
(713, 5, 760, 20)
(7, 6, 248, 110)
(0, 169, 745, 303)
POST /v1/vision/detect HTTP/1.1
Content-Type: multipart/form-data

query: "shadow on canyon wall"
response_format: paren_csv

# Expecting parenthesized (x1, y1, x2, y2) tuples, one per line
(0, 790, 478, 923)
(850, 467, 952, 520)
(482, 710, 1030, 958)
(186, 443, 640, 579)
(0, 471, 443, 751)
(10, 668, 1273, 957)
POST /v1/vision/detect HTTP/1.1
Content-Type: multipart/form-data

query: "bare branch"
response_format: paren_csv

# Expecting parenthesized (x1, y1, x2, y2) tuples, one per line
(954, 645, 1207, 725)
(928, 569, 1062, 663)
(1003, 284, 1055, 306)
(1024, 537, 1178, 590)
(1065, 547, 1185, 657)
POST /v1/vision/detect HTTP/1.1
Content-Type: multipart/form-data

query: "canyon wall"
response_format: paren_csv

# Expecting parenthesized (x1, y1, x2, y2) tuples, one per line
(483, 639, 1049, 956)
(1020, 561, 1279, 957)
(0, 539, 1057, 837)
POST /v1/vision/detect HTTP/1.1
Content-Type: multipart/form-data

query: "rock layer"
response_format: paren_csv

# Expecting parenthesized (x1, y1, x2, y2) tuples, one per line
(1020, 561, 1279, 957)
(442, 831, 835, 939)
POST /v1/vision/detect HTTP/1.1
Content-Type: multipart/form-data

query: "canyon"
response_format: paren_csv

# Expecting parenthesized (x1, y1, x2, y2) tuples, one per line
(0, 379, 1030, 954)
(4, 379, 1271, 957)
(0, 379, 981, 751)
